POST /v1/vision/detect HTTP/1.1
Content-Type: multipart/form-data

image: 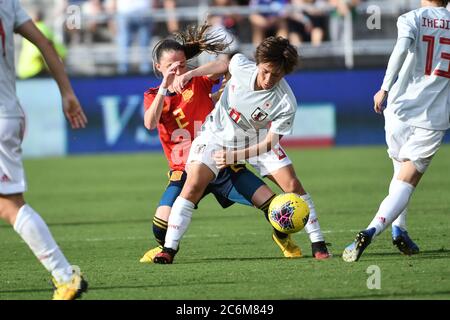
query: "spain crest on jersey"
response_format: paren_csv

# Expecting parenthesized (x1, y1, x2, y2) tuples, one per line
(182, 89, 194, 103)
(251, 107, 268, 122)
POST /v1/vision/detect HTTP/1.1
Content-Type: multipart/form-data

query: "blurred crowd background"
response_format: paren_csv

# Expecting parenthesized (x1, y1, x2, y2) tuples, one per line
(16, 0, 450, 77)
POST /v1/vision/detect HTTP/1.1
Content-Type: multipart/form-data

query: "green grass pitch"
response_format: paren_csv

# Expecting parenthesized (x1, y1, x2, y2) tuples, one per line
(0, 146, 449, 300)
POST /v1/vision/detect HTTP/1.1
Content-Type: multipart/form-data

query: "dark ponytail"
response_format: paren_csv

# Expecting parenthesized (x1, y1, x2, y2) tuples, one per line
(174, 23, 230, 60)
(153, 22, 230, 66)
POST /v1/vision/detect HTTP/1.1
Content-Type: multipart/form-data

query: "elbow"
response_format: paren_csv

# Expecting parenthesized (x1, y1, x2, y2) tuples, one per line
(220, 60, 230, 74)
(144, 110, 157, 130)
(145, 120, 157, 131)
(144, 114, 157, 130)
(208, 60, 230, 80)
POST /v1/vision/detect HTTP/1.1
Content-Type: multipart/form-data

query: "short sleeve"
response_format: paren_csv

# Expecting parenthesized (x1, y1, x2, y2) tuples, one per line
(397, 13, 417, 41)
(143, 90, 156, 111)
(229, 53, 250, 76)
(270, 95, 296, 136)
(13, 0, 31, 30)
(270, 110, 295, 136)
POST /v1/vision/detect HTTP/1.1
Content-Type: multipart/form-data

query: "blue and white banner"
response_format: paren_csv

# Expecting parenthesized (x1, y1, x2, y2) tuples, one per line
(16, 70, 448, 158)
(17, 79, 67, 158)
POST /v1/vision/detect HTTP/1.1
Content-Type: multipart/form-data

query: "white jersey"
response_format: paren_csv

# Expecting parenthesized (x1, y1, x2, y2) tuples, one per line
(203, 54, 297, 149)
(0, 0, 30, 118)
(385, 6, 450, 130)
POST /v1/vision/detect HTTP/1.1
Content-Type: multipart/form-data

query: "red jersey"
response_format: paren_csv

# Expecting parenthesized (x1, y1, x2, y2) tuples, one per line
(144, 76, 218, 171)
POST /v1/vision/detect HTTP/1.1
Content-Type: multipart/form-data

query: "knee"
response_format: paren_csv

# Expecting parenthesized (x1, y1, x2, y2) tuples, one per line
(282, 178, 305, 195)
(180, 183, 206, 203)
(0, 205, 14, 225)
(0, 196, 24, 225)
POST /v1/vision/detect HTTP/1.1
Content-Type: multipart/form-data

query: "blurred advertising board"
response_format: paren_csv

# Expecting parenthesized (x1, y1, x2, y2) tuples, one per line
(17, 70, 448, 158)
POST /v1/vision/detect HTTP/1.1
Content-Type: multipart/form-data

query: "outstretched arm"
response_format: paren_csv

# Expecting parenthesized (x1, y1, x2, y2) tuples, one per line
(374, 37, 413, 114)
(172, 59, 229, 93)
(16, 21, 87, 128)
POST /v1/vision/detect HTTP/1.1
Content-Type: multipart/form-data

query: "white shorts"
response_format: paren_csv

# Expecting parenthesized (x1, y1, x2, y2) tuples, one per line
(0, 118, 27, 195)
(384, 109, 445, 173)
(187, 133, 292, 177)
(248, 144, 292, 177)
(187, 134, 222, 176)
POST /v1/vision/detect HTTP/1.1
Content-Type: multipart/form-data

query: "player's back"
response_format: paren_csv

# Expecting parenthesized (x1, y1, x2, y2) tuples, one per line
(0, 0, 30, 118)
(388, 6, 450, 130)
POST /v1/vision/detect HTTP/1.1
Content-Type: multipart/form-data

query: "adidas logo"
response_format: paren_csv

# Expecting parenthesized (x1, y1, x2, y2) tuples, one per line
(1, 174, 10, 182)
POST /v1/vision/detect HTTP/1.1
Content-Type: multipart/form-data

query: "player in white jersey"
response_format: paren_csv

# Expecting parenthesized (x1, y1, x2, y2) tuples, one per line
(0, 0, 88, 298)
(343, 0, 450, 262)
(153, 36, 330, 264)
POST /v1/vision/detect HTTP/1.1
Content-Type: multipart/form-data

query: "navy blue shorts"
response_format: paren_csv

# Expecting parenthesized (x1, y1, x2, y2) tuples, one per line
(158, 164, 266, 209)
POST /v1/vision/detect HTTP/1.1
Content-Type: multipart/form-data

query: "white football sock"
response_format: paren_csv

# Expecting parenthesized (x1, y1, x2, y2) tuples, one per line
(13, 205, 73, 283)
(392, 210, 407, 231)
(367, 180, 415, 238)
(300, 194, 324, 243)
(164, 196, 195, 250)
(390, 161, 408, 230)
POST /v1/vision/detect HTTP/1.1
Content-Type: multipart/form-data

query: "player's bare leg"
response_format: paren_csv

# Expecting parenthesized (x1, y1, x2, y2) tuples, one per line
(267, 164, 331, 259)
(250, 185, 275, 208)
(0, 194, 87, 299)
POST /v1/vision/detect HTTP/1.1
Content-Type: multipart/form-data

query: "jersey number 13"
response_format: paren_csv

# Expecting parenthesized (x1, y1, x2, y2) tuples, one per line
(422, 35, 450, 78)
(0, 18, 6, 58)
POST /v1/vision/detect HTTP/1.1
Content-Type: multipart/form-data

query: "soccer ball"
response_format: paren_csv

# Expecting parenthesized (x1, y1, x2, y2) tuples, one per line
(268, 193, 310, 234)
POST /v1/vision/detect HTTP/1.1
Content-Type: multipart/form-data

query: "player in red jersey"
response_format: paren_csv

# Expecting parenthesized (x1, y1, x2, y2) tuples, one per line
(143, 68, 220, 172)
(140, 24, 281, 263)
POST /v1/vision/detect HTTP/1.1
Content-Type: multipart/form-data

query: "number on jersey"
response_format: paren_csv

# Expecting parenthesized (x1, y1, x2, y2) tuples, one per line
(422, 35, 450, 78)
(0, 18, 6, 57)
(173, 108, 189, 129)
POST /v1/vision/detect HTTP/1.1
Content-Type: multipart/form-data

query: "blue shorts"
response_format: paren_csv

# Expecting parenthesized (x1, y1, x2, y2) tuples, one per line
(158, 165, 266, 209)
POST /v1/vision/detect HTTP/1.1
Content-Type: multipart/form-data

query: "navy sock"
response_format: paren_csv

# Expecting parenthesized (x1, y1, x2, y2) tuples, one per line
(152, 216, 168, 246)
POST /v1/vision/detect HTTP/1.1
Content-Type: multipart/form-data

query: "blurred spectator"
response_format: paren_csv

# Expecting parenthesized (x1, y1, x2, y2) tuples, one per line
(287, 0, 312, 46)
(288, 0, 327, 46)
(208, 0, 242, 53)
(158, 0, 179, 33)
(328, 0, 360, 43)
(107, 0, 179, 74)
(82, 0, 104, 42)
(249, 0, 289, 47)
(17, 9, 67, 79)
(209, 0, 241, 36)
(110, 0, 153, 75)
